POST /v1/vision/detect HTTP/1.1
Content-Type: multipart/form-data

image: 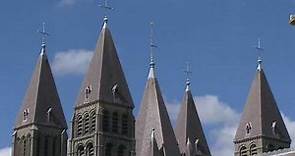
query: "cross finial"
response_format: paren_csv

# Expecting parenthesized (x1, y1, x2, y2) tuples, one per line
(99, 0, 114, 21)
(184, 62, 192, 91)
(255, 38, 264, 71)
(38, 22, 49, 48)
(149, 21, 157, 69)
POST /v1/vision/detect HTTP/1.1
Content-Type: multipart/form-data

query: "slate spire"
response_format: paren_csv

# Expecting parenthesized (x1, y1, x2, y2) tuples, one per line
(75, 18, 134, 108)
(15, 43, 67, 129)
(136, 53, 180, 156)
(234, 58, 291, 153)
(175, 81, 211, 156)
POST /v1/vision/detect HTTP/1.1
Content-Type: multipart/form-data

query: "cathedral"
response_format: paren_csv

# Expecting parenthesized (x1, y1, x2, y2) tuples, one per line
(11, 15, 295, 156)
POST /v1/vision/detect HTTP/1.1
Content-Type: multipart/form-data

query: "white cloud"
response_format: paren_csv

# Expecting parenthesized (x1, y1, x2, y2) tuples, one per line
(58, 0, 93, 7)
(58, 0, 77, 6)
(195, 95, 240, 125)
(52, 49, 93, 76)
(166, 95, 295, 156)
(166, 95, 240, 156)
(0, 147, 11, 156)
(282, 113, 295, 147)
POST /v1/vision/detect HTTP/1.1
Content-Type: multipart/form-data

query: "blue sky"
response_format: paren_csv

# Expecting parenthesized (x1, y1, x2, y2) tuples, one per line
(1, 0, 295, 155)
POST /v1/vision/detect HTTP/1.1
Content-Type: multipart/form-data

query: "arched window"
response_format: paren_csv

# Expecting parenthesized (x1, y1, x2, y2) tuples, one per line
(77, 115, 83, 137)
(23, 137, 26, 156)
(250, 144, 257, 155)
(240, 146, 247, 156)
(86, 143, 94, 156)
(26, 134, 31, 156)
(121, 114, 128, 135)
(36, 136, 40, 156)
(77, 145, 85, 156)
(52, 136, 56, 156)
(84, 113, 90, 134)
(118, 145, 126, 156)
(90, 111, 96, 133)
(15, 137, 21, 156)
(112, 112, 118, 133)
(103, 110, 110, 132)
(44, 137, 49, 156)
(105, 143, 113, 156)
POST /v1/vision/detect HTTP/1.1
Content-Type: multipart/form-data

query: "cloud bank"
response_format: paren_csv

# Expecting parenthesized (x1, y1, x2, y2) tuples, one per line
(166, 95, 295, 156)
(52, 49, 93, 76)
(0, 147, 11, 156)
(58, 0, 93, 7)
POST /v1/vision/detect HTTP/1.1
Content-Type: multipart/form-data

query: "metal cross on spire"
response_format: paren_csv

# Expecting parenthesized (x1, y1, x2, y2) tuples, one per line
(38, 22, 49, 47)
(149, 22, 157, 68)
(99, 0, 114, 22)
(255, 38, 264, 71)
(184, 62, 192, 90)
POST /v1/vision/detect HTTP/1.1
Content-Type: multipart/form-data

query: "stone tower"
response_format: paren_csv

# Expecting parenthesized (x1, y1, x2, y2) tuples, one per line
(68, 18, 135, 156)
(135, 55, 181, 156)
(175, 81, 211, 156)
(234, 59, 291, 156)
(13, 42, 68, 156)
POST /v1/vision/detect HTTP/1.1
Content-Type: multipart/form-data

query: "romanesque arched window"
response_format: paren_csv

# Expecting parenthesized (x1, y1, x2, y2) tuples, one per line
(86, 143, 94, 156)
(77, 115, 83, 137)
(84, 113, 90, 134)
(250, 144, 257, 155)
(118, 145, 126, 156)
(26, 134, 31, 156)
(77, 145, 85, 156)
(90, 111, 96, 133)
(22, 136, 26, 156)
(52, 136, 56, 156)
(44, 136, 49, 156)
(103, 110, 110, 132)
(239, 146, 247, 156)
(36, 136, 40, 156)
(121, 114, 128, 135)
(15, 137, 21, 156)
(112, 112, 118, 133)
(105, 143, 113, 156)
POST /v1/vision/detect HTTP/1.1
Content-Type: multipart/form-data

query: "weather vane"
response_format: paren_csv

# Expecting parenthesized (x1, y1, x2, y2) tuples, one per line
(149, 22, 157, 68)
(255, 38, 264, 60)
(255, 38, 264, 70)
(184, 62, 192, 86)
(99, 0, 114, 19)
(38, 22, 49, 46)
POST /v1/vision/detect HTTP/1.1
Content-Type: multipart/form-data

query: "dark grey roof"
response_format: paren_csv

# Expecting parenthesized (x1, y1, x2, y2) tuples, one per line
(136, 67, 180, 156)
(76, 21, 134, 108)
(15, 46, 67, 129)
(234, 67, 290, 143)
(263, 148, 295, 156)
(175, 85, 211, 156)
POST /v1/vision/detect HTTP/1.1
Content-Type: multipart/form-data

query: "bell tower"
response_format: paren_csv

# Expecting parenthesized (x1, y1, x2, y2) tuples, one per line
(68, 17, 135, 156)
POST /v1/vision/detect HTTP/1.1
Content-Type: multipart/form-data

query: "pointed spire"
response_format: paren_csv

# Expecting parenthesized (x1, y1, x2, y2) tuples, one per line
(76, 17, 134, 108)
(15, 40, 67, 129)
(234, 59, 291, 151)
(136, 23, 180, 155)
(255, 38, 264, 71)
(175, 78, 211, 156)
